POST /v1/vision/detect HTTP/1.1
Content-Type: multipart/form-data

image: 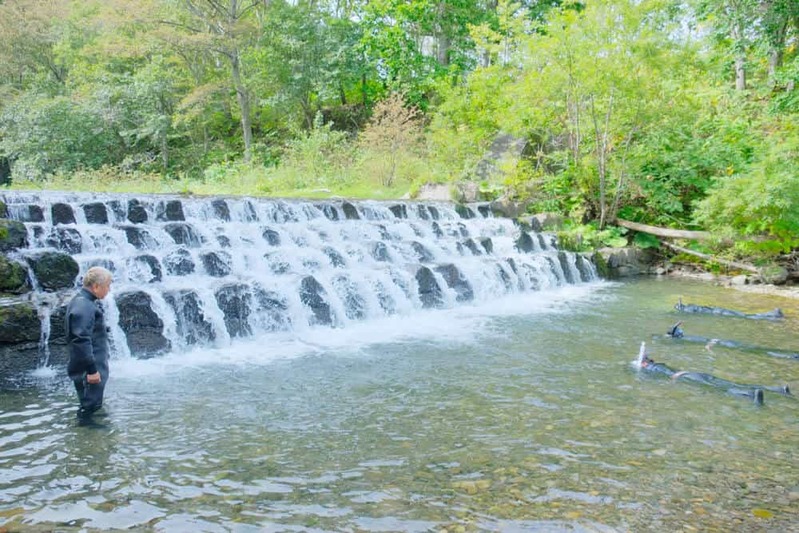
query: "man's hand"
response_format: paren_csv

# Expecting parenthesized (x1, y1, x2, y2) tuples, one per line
(86, 372, 101, 384)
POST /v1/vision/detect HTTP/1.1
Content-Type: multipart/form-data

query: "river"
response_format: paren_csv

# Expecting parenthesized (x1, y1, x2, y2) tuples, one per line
(1, 278, 798, 531)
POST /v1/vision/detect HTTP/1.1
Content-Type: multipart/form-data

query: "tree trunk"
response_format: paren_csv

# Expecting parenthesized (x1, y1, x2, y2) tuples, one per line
(590, 91, 613, 229)
(735, 55, 746, 90)
(662, 242, 760, 274)
(230, 52, 253, 161)
(161, 133, 169, 171)
(616, 219, 711, 240)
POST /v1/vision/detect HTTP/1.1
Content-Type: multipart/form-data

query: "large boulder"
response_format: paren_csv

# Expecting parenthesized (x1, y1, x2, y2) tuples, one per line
(215, 283, 252, 338)
(164, 290, 215, 345)
(119, 225, 157, 250)
(454, 182, 480, 204)
(200, 251, 231, 277)
(252, 286, 290, 332)
(490, 197, 526, 218)
(389, 204, 407, 219)
(299, 276, 333, 326)
(557, 251, 576, 284)
(14, 205, 44, 222)
(262, 228, 281, 246)
(164, 222, 202, 247)
(529, 212, 564, 230)
(26, 252, 79, 291)
(82, 202, 108, 224)
(342, 202, 360, 220)
(115, 291, 170, 357)
(595, 247, 656, 278)
(435, 264, 474, 302)
(760, 266, 789, 285)
(515, 232, 535, 253)
(0, 219, 27, 251)
(415, 266, 443, 308)
(316, 203, 339, 221)
(332, 275, 366, 320)
(51, 203, 76, 225)
(414, 184, 451, 201)
(455, 204, 476, 219)
(0, 300, 39, 344)
(0, 255, 29, 293)
(156, 200, 185, 222)
(45, 227, 82, 254)
(575, 254, 595, 282)
(211, 199, 230, 221)
(127, 199, 148, 224)
(163, 248, 195, 276)
(129, 254, 162, 283)
(473, 133, 528, 182)
(0, 300, 41, 375)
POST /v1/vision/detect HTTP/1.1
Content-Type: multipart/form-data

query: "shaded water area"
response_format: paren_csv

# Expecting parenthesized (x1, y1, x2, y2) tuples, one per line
(2, 278, 798, 531)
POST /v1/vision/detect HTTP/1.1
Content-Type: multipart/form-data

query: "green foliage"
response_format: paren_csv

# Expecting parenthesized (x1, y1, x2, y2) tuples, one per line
(633, 232, 661, 250)
(0, 0, 798, 266)
(557, 222, 628, 252)
(694, 116, 799, 254)
(0, 93, 122, 180)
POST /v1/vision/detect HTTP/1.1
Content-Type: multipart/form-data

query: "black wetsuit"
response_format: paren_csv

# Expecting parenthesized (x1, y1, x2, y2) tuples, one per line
(674, 301, 783, 320)
(639, 357, 780, 403)
(659, 333, 799, 360)
(66, 288, 110, 416)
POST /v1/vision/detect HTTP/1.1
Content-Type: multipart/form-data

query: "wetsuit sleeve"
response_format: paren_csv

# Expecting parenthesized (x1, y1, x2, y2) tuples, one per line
(68, 299, 98, 375)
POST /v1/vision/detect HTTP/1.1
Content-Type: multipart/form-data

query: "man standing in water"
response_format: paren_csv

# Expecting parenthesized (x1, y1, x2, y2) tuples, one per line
(66, 266, 113, 419)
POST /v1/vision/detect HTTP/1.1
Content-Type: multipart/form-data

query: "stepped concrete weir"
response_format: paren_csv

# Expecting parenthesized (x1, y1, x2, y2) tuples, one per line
(0, 192, 597, 376)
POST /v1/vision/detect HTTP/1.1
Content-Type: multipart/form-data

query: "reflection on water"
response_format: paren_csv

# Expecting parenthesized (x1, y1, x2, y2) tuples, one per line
(1, 278, 798, 531)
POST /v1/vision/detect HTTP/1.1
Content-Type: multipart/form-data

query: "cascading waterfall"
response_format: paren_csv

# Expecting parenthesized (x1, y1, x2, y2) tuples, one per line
(1, 192, 597, 360)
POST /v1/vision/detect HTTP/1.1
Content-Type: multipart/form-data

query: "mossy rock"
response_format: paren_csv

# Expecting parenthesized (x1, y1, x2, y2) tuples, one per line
(760, 265, 789, 285)
(0, 219, 27, 252)
(0, 301, 40, 344)
(0, 255, 29, 293)
(591, 250, 610, 279)
(0, 200, 7, 218)
(26, 251, 79, 291)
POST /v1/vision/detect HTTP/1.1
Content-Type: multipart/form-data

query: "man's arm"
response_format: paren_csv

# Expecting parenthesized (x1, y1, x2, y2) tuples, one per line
(68, 299, 99, 378)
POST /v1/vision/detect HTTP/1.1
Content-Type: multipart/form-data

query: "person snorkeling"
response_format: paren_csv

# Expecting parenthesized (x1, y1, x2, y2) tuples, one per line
(636, 343, 791, 406)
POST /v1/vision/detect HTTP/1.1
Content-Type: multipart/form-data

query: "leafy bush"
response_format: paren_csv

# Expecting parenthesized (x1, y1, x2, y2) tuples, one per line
(694, 116, 799, 254)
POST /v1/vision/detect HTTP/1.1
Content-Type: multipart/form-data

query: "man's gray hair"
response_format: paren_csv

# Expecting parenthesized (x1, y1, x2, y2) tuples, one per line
(82, 266, 113, 288)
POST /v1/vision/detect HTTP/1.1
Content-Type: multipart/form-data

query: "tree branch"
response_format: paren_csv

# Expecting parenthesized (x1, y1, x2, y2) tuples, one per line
(616, 218, 711, 240)
(662, 241, 761, 274)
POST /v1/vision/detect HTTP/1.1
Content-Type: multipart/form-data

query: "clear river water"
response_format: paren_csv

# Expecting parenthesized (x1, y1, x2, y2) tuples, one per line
(1, 278, 798, 532)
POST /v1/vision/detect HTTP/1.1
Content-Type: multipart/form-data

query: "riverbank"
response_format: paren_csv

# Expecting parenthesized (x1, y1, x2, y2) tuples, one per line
(670, 269, 799, 300)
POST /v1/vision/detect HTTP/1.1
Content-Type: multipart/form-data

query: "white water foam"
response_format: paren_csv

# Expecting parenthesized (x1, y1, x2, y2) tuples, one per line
(112, 282, 607, 379)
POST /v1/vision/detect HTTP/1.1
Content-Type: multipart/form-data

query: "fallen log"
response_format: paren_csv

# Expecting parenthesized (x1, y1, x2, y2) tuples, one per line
(662, 242, 761, 274)
(616, 219, 711, 240)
